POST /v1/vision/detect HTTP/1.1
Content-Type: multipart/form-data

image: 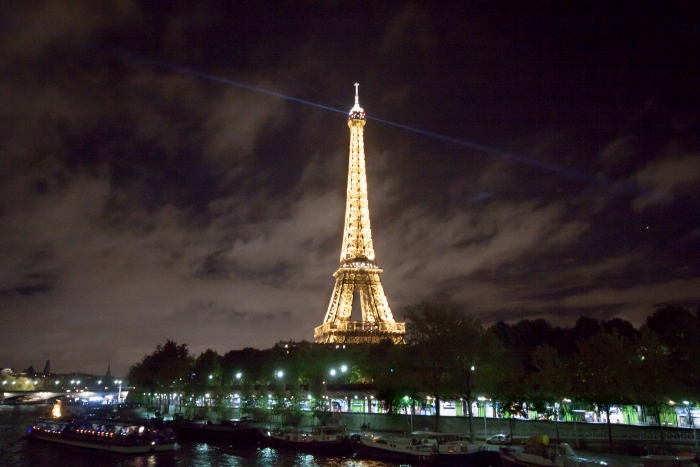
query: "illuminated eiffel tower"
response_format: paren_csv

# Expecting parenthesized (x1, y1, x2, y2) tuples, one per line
(314, 84, 405, 344)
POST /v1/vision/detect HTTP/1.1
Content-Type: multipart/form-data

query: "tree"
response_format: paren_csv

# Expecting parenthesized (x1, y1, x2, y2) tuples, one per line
(644, 306, 700, 390)
(572, 316, 601, 341)
(528, 345, 572, 439)
(406, 302, 461, 430)
(406, 301, 506, 438)
(575, 331, 634, 452)
(490, 349, 526, 440)
(191, 349, 222, 393)
(293, 345, 331, 412)
(644, 306, 697, 343)
(372, 341, 414, 414)
(504, 319, 556, 369)
(602, 318, 639, 343)
(128, 340, 193, 413)
(189, 349, 224, 417)
(448, 314, 505, 441)
(630, 331, 681, 451)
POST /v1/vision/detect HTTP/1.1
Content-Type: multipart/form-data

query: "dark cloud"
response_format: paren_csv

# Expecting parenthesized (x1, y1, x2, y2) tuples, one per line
(0, 1, 699, 374)
(631, 153, 700, 210)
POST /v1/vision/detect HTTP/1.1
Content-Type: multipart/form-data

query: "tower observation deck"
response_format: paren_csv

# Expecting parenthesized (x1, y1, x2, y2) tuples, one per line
(314, 84, 406, 344)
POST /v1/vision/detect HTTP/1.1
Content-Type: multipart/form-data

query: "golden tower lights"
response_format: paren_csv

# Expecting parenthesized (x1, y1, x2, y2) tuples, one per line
(314, 84, 405, 344)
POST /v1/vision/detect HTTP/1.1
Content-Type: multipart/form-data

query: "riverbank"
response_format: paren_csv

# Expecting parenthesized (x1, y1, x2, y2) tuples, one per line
(117, 403, 699, 459)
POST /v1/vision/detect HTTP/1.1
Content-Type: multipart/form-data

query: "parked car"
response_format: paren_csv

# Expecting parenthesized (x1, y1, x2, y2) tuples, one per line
(486, 433, 511, 444)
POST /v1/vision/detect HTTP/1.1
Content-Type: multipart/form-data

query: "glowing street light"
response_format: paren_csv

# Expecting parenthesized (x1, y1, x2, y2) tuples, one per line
(235, 372, 242, 380)
(276, 370, 284, 378)
(330, 369, 337, 377)
(340, 365, 348, 373)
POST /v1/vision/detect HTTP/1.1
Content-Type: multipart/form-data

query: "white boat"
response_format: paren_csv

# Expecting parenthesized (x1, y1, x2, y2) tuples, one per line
(499, 435, 611, 467)
(410, 431, 501, 466)
(27, 418, 176, 454)
(351, 433, 436, 464)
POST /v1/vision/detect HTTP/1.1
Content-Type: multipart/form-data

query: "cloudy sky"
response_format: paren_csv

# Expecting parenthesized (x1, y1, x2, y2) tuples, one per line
(1, 1, 699, 375)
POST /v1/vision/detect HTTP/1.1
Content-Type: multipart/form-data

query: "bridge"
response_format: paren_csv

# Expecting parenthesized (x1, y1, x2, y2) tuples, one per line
(1, 389, 127, 405)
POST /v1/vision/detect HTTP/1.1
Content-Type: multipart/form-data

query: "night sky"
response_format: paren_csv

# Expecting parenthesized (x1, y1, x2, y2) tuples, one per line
(1, 1, 699, 375)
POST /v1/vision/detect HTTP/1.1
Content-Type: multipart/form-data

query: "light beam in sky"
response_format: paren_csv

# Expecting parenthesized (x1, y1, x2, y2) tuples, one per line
(114, 48, 641, 191)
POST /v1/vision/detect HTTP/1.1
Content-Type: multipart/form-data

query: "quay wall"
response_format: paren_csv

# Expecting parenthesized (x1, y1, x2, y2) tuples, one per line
(329, 412, 699, 456)
(160, 405, 699, 456)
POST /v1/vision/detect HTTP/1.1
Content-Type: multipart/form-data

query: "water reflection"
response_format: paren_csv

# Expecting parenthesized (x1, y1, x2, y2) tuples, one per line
(1, 406, 405, 467)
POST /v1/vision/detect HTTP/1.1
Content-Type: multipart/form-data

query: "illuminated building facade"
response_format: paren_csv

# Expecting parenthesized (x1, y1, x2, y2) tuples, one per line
(314, 84, 405, 344)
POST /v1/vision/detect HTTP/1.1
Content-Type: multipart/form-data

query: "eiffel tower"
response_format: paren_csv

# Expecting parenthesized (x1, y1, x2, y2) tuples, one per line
(314, 84, 405, 344)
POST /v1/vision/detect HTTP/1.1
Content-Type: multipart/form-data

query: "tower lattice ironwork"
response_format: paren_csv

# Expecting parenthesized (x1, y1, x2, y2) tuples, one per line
(314, 84, 405, 344)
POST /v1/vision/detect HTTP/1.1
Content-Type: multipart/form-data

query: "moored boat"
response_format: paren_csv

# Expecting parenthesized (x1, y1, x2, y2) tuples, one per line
(499, 435, 611, 467)
(351, 432, 436, 464)
(638, 455, 698, 467)
(171, 418, 259, 445)
(27, 418, 176, 454)
(261, 425, 350, 454)
(410, 431, 501, 466)
(3, 394, 49, 405)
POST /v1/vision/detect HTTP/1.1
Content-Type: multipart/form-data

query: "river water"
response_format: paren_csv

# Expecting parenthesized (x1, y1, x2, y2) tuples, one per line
(0, 405, 405, 467)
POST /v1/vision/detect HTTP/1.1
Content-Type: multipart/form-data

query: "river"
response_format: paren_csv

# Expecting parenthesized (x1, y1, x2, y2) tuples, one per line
(0, 405, 411, 467)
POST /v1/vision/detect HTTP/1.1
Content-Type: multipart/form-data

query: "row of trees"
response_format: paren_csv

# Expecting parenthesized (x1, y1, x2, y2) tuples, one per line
(128, 304, 700, 450)
(402, 304, 700, 450)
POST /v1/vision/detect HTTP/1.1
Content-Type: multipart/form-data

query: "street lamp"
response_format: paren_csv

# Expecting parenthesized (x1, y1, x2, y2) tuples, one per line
(479, 397, 488, 438)
(404, 396, 414, 431)
(572, 408, 587, 449)
(235, 372, 242, 380)
(684, 401, 698, 453)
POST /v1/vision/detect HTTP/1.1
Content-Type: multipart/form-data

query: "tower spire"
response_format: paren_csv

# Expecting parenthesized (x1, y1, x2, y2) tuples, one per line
(314, 84, 405, 345)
